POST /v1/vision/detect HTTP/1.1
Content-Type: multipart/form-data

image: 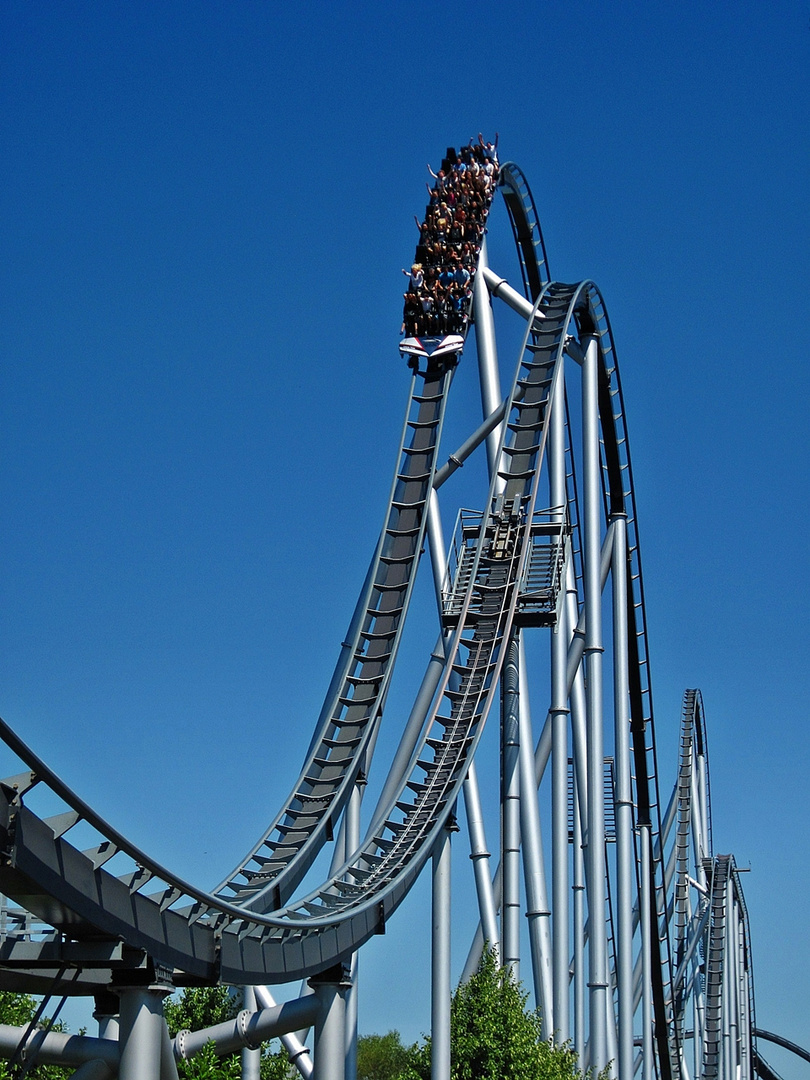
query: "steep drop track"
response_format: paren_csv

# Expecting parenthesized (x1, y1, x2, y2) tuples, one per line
(0, 151, 765, 1080)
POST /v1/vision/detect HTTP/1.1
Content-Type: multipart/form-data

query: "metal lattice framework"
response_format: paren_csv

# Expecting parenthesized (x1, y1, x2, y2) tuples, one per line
(0, 149, 791, 1080)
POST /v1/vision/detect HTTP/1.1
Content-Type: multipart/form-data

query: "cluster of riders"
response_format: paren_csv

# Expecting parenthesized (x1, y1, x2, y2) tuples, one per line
(402, 135, 499, 339)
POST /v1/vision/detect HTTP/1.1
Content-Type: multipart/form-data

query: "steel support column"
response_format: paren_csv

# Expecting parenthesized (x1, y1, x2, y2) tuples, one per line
(253, 987, 313, 1080)
(582, 335, 608, 1074)
(432, 824, 453, 1080)
(612, 513, 634, 1080)
(344, 780, 361, 1080)
(310, 966, 351, 1080)
(242, 988, 261, 1080)
(464, 760, 500, 958)
(518, 641, 553, 1033)
(640, 824, 654, 1080)
(501, 635, 522, 978)
(549, 354, 570, 1044)
(117, 982, 172, 1080)
(472, 236, 504, 479)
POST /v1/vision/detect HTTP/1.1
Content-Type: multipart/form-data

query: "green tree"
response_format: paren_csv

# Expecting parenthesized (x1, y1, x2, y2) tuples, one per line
(356, 1030, 424, 1080)
(164, 986, 292, 1080)
(447, 950, 580, 1080)
(0, 991, 73, 1080)
(385, 949, 583, 1080)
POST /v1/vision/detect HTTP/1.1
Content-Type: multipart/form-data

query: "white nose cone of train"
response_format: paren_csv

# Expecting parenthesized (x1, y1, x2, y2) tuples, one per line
(399, 334, 465, 361)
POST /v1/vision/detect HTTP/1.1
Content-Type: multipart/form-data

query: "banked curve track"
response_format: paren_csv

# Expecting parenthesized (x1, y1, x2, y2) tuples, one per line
(0, 155, 763, 1080)
(0, 164, 666, 980)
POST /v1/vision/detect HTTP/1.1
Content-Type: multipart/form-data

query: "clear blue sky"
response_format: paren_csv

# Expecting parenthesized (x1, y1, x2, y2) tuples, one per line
(1, 0, 808, 1069)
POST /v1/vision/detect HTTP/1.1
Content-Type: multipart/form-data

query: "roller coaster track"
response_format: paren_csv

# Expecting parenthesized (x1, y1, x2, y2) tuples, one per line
(0, 148, 777, 1080)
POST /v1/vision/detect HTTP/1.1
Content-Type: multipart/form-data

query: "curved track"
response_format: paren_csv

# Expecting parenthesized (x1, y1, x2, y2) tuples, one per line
(0, 147, 771, 1080)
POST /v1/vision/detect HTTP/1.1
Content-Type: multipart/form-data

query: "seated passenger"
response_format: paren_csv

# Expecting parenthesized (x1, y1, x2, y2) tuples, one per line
(402, 263, 424, 291)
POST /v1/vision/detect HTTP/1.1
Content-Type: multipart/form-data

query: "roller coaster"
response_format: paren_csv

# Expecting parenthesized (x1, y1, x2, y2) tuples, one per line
(0, 144, 801, 1080)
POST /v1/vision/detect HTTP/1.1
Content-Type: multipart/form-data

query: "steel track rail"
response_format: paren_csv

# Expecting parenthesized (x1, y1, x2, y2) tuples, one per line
(672, 690, 710, 1043)
(703, 854, 732, 1080)
(211, 360, 455, 911)
(0, 158, 691, 1033)
(587, 285, 681, 1080)
(0, 281, 573, 984)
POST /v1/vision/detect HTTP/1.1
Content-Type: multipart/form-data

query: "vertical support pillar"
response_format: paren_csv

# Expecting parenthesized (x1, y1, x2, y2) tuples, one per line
(572, 781, 586, 1064)
(472, 235, 504, 481)
(344, 780, 362, 1080)
(432, 822, 453, 1080)
(464, 760, 500, 958)
(612, 513, 635, 1080)
(501, 634, 521, 980)
(639, 824, 654, 1080)
(242, 988, 261, 1080)
(549, 354, 570, 1044)
(723, 881, 734, 1080)
(517, 643, 553, 1034)
(310, 965, 351, 1080)
(582, 335, 608, 1074)
(93, 991, 119, 1042)
(117, 977, 173, 1080)
(426, 489, 447, 613)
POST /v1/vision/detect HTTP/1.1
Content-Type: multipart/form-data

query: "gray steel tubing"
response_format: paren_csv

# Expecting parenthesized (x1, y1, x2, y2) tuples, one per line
(345, 954, 359, 1080)
(672, 905, 711, 991)
(639, 825, 653, 1080)
(564, 523, 615, 835)
(367, 634, 447, 833)
(242, 988, 261, 1080)
(460, 529, 615, 989)
(312, 974, 348, 1080)
(119, 988, 168, 1080)
(549, 354, 570, 1044)
(501, 635, 522, 978)
(472, 236, 504, 479)
(432, 396, 512, 491)
(343, 784, 361, 1080)
(517, 641, 553, 1034)
(69, 1061, 115, 1080)
(464, 760, 500, 958)
(699, 754, 710, 859)
(722, 886, 731, 1080)
(175, 997, 321, 1060)
(481, 267, 535, 321)
(730, 899, 739, 1080)
(612, 514, 634, 1080)
(582, 335, 608, 1074)
(367, 489, 450, 829)
(0, 1027, 118, 1069)
(566, 522, 615, 691)
(426, 487, 499, 962)
(572, 780, 586, 1063)
(253, 987, 313, 1080)
(695, 768, 708, 876)
(160, 1020, 180, 1080)
(426, 489, 447, 614)
(303, 532, 384, 761)
(738, 909, 751, 1080)
(432, 826, 452, 1080)
(559, 528, 612, 900)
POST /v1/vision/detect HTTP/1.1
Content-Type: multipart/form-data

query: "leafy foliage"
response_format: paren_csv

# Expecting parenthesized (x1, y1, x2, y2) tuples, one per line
(447, 950, 580, 1080)
(356, 1030, 424, 1080)
(164, 986, 292, 1080)
(0, 991, 73, 1080)
(357, 950, 584, 1080)
(164, 986, 239, 1036)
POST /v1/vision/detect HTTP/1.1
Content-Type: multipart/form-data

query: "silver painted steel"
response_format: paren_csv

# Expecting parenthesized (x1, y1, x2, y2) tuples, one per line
(582, 334, 608, 1075)
(0, 153, 766, 1080)
(431, 826, 452, 1080)
(612, 514, 634, 1080)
